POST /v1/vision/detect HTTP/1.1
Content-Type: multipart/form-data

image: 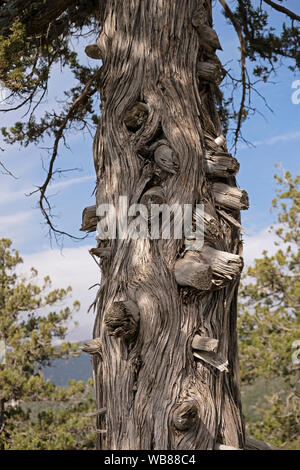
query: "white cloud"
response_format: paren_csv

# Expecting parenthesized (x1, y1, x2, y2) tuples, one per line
(0, 174, 95, 206)
(19, 244, 100, 341)
(238, 130, 300, 150)
(242, 226, 278, 266)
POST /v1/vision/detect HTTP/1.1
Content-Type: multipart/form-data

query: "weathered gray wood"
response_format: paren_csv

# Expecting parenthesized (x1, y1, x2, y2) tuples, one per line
(93, 0, 245, 450)
(174, 251, 213, 290)
(86, 408, 106, 417)
(154, 144, 179, 174)
(217, 209, 245, 233)
(204, 152, 240, 178)
(81, 205, 97, 232)
(104, 300, 140, 340)
(85, 44, 102, 60)
(197, 61, 226, 85)
(173, 401, 199, 431)
(212, 183, 249, 211)
(192, 335, 219, 352)
(198, 245, 244, 281)
(214, 134, 226, 146)
(193, 350, 229, 372)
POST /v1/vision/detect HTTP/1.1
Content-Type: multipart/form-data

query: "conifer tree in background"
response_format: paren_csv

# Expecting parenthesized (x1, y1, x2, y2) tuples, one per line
(0, 1, 299, 449)
(0, 238, 95, 450)
(239, 170, 300, 450)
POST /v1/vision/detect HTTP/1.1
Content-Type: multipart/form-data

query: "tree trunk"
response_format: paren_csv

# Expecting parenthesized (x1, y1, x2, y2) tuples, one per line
(91, 0, 246, 450)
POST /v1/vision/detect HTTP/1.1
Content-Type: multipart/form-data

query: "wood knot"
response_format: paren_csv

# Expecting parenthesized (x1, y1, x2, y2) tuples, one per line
(140, 186, 165, 207)
(124, 102, 150, 131)
(85, 44, 102, 60)
(175, 251, 213, 291)
(104, 301, 139, 340)
(173, 401, 198, 431)
(154, 143, 179, 175)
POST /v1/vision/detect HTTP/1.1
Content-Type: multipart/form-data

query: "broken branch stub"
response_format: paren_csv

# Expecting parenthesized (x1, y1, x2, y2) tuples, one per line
(204, 153, 240, 178)
(90, 247, 111, 259)
(104, 300, 140, 340)
(197, 62, 226, 85)
(192, 22, 222, 51)
(198, 245, 244, 281)
(192, 335, 219, 352)
(215, 443, 240, 450)
(174, 251, 213, 291)
(85, 44, 102, 60)
(81, 337, 102, 355)
(212, 183, 249, 211)
(81, 205, 97, 232)
(214, 134, 226, 147)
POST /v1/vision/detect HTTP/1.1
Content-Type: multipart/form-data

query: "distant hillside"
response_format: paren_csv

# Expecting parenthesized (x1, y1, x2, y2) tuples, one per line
(43, 352, 93, 386)
(43, 345, 285, 424)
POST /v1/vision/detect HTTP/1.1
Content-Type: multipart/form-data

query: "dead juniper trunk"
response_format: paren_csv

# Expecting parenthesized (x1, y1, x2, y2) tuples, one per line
(86, 0, 247, 450)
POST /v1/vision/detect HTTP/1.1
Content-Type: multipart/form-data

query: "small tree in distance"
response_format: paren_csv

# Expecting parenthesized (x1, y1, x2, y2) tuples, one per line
(0, 238, 95, 450)
(238, 170, 300, 449)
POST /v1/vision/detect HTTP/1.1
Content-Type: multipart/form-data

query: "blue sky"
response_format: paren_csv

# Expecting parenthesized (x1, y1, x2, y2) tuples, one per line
(0, 1, 299, 341)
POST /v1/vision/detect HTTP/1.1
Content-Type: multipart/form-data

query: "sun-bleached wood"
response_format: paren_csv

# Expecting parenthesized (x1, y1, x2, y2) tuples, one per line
(191, 21, 222, 51)
(193, 207, 223, 240)
(198, 245, 244, 281)
(174, 251, 213, 290)
(93, 0, 245, 450)
(81, 205, 97, 232)
(86, 407, 107, 417)
(212, 182, 249, 211)
(192, 335, 219, 352)
(193, 350, 229, 372)
(204, 152, 240, 178)
(81, 337, 102, 355)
